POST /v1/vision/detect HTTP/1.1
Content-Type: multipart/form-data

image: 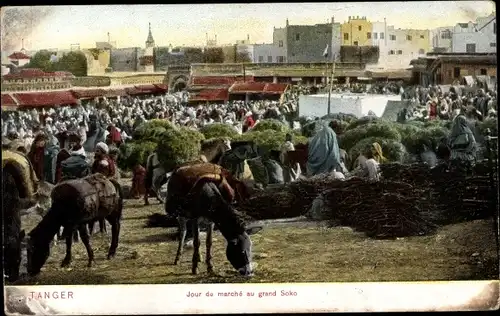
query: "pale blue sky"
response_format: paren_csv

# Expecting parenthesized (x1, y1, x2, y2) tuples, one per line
(1, 2, 496, 52)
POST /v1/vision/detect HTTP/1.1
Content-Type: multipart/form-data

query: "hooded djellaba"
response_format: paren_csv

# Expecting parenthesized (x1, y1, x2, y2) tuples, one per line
(306, 120, 343, 177)
(448, 114, 477, 171)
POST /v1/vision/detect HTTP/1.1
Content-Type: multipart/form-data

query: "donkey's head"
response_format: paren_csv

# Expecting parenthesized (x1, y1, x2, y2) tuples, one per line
(226, 226, 262, 277)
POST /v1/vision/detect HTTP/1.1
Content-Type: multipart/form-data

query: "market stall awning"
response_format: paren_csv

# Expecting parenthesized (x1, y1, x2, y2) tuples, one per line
(13, 91, 78, 108)
(262, 83, 289, 95)
(228, 81, 267, 94)
(189, 88, 229, 102)
(154, 84, 169, 92)
(134, 84, 159, 94)
(125, 87, 142, 95)
(104, 88, 128, 97)
(71, 89, 106, 99)
(1, 94, 18, 107)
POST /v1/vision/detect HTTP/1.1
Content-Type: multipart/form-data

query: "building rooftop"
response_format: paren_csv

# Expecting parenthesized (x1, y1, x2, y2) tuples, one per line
(8, 52, 31, 60)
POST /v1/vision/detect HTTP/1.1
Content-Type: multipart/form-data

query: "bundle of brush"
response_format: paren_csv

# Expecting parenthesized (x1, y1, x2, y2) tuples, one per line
(287, 174, 345, 212)
(379, 162, 435, 188)
(237, 184, 300, 220)
(323, 179, 439, 239)
(431, 169, 496, 225)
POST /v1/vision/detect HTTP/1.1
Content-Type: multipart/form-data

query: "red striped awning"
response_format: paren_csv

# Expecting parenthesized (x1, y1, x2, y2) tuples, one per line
(228, 81, 267, 94)
(154, 84, 169, 92)
(71, 89, 106, 99)
(1, 94, 18, 107)
(189, 88, 229, 102)
(13, 91, 78, 108)
(125, 87, 142, 95)
(262, 83, 289, 94)
(134, 84, 159, 94)
(104, 89, 128, 97)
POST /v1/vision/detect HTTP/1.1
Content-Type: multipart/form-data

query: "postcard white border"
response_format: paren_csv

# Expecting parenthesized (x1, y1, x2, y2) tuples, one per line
(4, 281, 500, 314)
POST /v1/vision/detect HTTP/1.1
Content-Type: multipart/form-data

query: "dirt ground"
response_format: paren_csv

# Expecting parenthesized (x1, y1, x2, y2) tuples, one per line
(16, 178, 499, 285)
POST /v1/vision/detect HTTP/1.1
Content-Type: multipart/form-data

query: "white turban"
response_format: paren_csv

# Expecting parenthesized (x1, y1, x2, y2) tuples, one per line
(95, 142, 109, 154)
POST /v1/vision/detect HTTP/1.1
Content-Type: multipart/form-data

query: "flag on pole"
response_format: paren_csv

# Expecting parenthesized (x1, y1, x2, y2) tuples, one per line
(322, 44, 329, 58)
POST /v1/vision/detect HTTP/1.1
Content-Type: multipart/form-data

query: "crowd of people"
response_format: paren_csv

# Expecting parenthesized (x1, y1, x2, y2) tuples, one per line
(1, 79, 497, 195)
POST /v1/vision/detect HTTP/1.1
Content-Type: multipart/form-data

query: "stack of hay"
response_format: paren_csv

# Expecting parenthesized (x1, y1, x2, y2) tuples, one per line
(321, 178, 439, 238)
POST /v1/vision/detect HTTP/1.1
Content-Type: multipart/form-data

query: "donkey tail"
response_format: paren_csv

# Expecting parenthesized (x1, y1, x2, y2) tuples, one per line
(109, 179, 124, 219)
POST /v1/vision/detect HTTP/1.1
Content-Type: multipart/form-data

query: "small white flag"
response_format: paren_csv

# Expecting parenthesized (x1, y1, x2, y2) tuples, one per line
(322, 44, 329, 58)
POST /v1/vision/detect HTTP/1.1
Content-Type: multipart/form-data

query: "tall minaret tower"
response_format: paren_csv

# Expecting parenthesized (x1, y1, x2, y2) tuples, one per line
(145, 22, 155, 48)
(143, 23, 155, 73)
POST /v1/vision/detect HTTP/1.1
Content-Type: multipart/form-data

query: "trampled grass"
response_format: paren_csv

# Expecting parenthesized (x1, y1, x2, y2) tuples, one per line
(16, 178, 498, 285)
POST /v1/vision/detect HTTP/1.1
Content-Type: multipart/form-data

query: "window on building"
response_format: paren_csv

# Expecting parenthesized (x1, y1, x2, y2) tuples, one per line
(388, 50, 395, 55)
(380, 32, 385, 39)
(480, 68, 487, 75)
(278, 40, 283, 47)
(344, 33, 349, 41)
(390, 34, 396, 41)
(267, 56, 273, 63)
(258, 56, 264, 62)
(406, 35, 412, 41)
(441, 30, 451, 39)
(448, 70, 452, 78)
(358, 25, 362, 31)
(295, 33, 300, 41)
(367, 32, 371, 39)
(466, 43, 476, 53)
(397, 50, 403, 55)
(418, 48, 425, 54)
(453, 67, 460, 78)
(420, 35, 425, 39)
(490, 43, 496, 47)
(354, 41, 359, 46)
(373, 32, 378, 39)
(277, 56, 285, 63)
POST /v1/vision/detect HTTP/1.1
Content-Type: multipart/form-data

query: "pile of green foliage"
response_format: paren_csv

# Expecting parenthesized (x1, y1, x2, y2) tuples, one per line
(133, 119, 174, 142)
(236, 129, 308, 153)
(118, 141, 157, 170)
(338, 122, 402, 153)
(348, 137, 409, 167)
(251, 119, 290, 133)
(200, 123, 239, 140)
(156, 127, 205, 171)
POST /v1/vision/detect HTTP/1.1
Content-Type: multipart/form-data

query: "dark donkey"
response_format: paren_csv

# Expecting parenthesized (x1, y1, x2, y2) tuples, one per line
(166, 162, 261, 276)
(26, 173, 124, 276)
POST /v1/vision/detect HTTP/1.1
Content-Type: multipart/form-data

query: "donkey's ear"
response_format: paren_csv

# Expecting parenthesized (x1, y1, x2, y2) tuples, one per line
(245, 226, 263, 236)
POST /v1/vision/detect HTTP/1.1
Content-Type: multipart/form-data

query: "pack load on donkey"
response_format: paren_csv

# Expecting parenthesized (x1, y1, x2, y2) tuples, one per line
(26, 173, 124, 276)
(165, 162, 260, 277)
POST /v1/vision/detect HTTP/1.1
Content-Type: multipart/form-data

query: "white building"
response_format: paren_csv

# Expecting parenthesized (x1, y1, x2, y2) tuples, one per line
(237, 44, 286, 63)
(431, 26, 453, 52)
(369, 24, 430, 70)
(451, 13, 496, 53)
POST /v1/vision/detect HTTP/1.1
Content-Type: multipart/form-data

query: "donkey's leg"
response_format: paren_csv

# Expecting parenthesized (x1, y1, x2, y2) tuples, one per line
(174, 217, 188, 265)
(88, 220, 95, 236)
(72, 229, 79, 242)
(99, 219, 107, 234)
(61, 228, 74, 267)
(107, 217, 121, 259)
(78, 224, 95, 267)
(191, 219, 201, 275)
(206, 222, 215, 274)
